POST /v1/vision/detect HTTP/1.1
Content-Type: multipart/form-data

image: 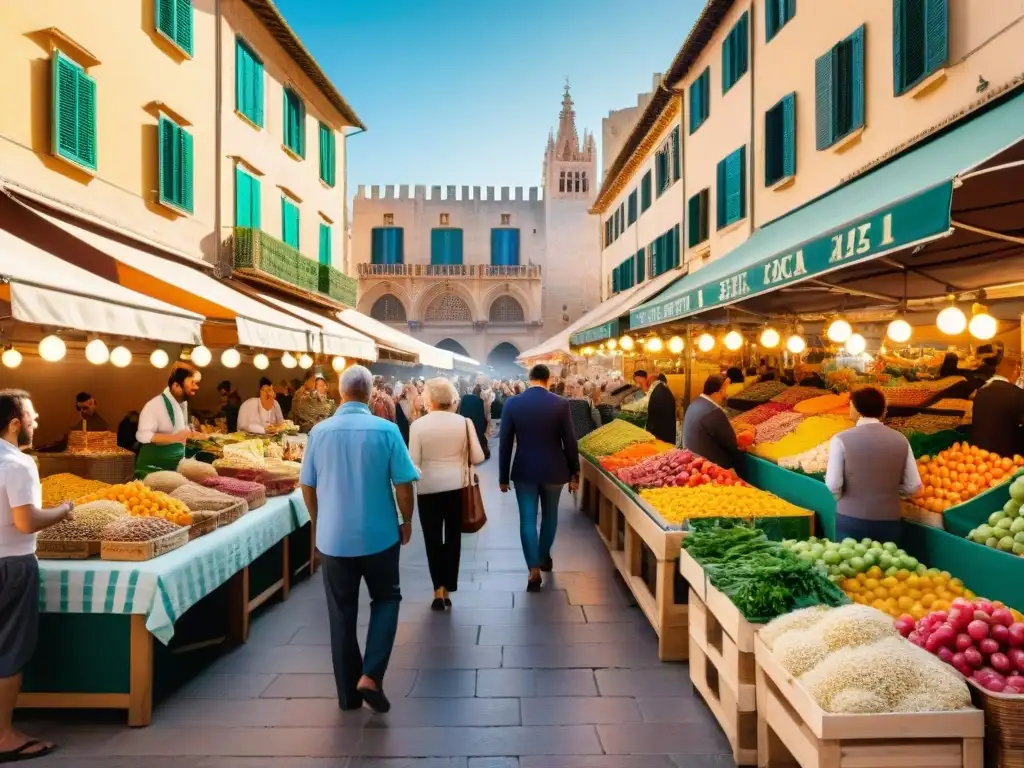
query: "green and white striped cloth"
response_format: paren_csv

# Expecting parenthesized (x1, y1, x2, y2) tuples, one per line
(37, 493, 310, 645)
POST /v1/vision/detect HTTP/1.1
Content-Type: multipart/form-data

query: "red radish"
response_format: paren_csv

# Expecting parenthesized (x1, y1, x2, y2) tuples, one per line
(984, 676, 1006, 692)
(974, 611, 992, 623)
(975, 600, 995, 615)
(1009, 623, 1024, 648)
(953, 597, 974, 610)
(992, 653, 1013, 674)
(948, 609, 972, 632)
(955, 633, 974, 652)
(931, 611, 949, 625)
(925, 634, 941, 653)
(908, 631, 925, 648)
(992, 624, 1011, 646)
(894, 617, 915, 637)
(937, 646, 955, 664)
(992, 608, 1015, 627)
(968, 620, 990, 641)
(980, 638, 1001, 656)
(932, 626, 956, 648)
(952, 651, 968, 669)
(1008, 648, 1024, 670)
(964, 647, 984, 667)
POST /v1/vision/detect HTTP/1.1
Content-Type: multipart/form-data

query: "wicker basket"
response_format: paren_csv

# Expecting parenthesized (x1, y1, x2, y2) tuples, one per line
(217, 498, 248, 526)
(968, 678, 1024, 767)
(36, 452, 135, 484)
(188, 511, 220, 541)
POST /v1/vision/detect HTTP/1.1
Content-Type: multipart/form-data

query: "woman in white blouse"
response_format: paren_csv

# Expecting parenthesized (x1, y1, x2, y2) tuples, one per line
(409, 377, 485, 611)
(237, 377, 284, 434)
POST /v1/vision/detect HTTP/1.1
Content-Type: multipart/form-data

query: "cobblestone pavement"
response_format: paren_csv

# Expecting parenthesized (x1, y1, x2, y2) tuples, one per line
(23, 447, 735, 768)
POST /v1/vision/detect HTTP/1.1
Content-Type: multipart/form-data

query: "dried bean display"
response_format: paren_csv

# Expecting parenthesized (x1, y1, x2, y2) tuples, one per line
(729, 380, 789, 403)
(76, 481, 193, 526)
(886, 414, 962, 436)
(170, 482, 243, 511)
(101, 516, 180, 542)
(38, 500, 128, 541)
(41, 474, 109, 507)
(770, 386, 830, 405)
(754, 411, 806, 443)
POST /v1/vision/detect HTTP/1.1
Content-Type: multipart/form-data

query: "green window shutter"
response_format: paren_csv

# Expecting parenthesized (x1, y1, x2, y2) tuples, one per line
(715, 157, 727, 229)
(925, 0, 948, 80)
(284, 89, 305, 157)
(156, 0, 175, 40)
(636, 248, 645, 282)
(893, 0, 905, 94)
(319, 223, 331, 266)
(699, 189, 710, 242)
(738, 13, 749, 79)
(371, 228, 385, 264)
(671, 127, 681, 181)
(612, 266, 619, 294)
(766, 0, 778, 41)
(672, 224, 681, 267)
(235, 167, 251, 227)
(689, 78, 700, 133)
(722, 35, 733, 94)
(318, 122, 335, 186)
(158, 116, 178, 206)
(724, 146, 746, 224)
(687, 193, 700, 246)
(281, 198, 299, 248)
(250, 174, 261, 229)
(641, 171, 652, 211)
(235, 39, 264, 126)
(814, 49, 835, 149)
(175, 0, 193, 55)
(51, 52, 97, 170)
(782, 93, 796, 179)
(180, 127, 194, 213)
(849, 26, 865, 132)
(75, 70, 97, 169)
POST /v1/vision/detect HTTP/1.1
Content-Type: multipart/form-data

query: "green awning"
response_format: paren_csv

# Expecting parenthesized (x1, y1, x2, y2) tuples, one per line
(630, 90, 1024, 330)
(570, 318, 620, 347)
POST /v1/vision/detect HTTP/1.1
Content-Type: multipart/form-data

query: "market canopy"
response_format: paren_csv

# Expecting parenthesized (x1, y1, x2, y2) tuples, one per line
(336, 309, 454, 370)
(258, 294, 377, 361)
(569, 267, 687, 347)
(630, 90, 1024, 329)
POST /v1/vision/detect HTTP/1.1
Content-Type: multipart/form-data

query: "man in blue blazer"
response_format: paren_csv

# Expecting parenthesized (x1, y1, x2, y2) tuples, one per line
(499, 364, 579, 591)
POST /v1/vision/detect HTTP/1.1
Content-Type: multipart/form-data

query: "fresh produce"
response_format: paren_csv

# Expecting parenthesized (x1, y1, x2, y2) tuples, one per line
(731, 380, 789, 403)
(101, 516, 182, 542)
(881, 376, 967, 407)
(754, 411, 805, 443)
(885, 414, 962, 436)
(785, 536, 924, 581)
(38, 500, 128, 541)
(41, 474, 109, 507)
(76, 481, 192, 526)
(142, 471, 190, 494)
(966, 474, 1024, 555)
(895, 597, 1024, 694)
(793, 392, 849, 415)
(731, 402, 792, 428)
(778, 442, 830, 475)
(752, 416, 853, 462)
(578, 420, 655, 457)
(770, 386, 829, 405)
(615, 449, 748, 489)
(597, 441, 673, 472)
(640, 485, 811, 524)
(908, 441, 1023, 514)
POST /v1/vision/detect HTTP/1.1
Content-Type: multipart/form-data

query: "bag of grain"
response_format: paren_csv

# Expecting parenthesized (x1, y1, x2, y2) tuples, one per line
(143, 471, 190, 494)
(178, 457, 218, 482)
(200, 476, 266, 509)
(171, 482, 248, 512)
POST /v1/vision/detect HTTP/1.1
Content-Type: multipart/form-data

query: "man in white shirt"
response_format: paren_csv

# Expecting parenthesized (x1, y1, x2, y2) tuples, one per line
(135, 364, 202, 475)
(0, 390, 72, 761)
(237, 378, 285, 435)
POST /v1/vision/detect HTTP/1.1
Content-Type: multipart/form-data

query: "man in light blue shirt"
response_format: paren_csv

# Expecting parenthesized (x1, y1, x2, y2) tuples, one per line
(300, 366, 419, 714)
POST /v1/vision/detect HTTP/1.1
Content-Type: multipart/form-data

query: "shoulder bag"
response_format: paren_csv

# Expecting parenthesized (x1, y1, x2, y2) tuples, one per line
(460, 418, 487, 533)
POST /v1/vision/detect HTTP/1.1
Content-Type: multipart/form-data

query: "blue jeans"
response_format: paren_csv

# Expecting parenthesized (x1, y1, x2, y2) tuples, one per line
(514, 482, 563, 569)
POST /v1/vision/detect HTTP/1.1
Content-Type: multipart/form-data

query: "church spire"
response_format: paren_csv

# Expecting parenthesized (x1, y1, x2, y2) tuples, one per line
(555, 78, 580, 160)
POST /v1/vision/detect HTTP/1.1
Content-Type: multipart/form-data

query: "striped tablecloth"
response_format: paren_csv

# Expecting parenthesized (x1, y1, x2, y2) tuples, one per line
(36, 493, 310, 645)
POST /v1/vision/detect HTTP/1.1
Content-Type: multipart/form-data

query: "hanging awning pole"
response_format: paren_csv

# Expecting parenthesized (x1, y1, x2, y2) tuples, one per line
(951, 220, 1024, 246)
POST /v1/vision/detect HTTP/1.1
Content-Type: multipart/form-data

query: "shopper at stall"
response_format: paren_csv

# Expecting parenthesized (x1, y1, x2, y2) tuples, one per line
(724, 367, 746, 398)
(632, 370, 649, 392)
(291, 370, 333, 432)
(682, 374, 741, 470)
(825, 386, 922, 544)
(300, 365, 419, 715)
(135, 364, 202, 474)
(237, 378, 285, 434)
(499, 364, 579, 592)
(0, 389, 73, 763)
(458, 384, 489, 459)
(116, 411, 140, 454)
(970, 355, 1024, 459)
(369, 376, 396, 423)
(568, 380, 602, 439)
(409, 378, 485, 610)
(646, 373, 677, 445)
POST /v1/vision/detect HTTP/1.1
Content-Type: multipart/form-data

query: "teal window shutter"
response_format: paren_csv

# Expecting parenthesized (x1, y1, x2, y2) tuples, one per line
(722, 35, 733, 95)
(612, 266, 619, 294)
(895, 0, 947, 95)
(765, 93, 796, 186)
(636, 248, 646, 283)
(281, 197, 299, 248)
(250, 173, 261, 229)
(180, 128, 194, 213)
(689, 68, 710, 133)
(782, 94, 796, 178)
(715, 157, 727, 229)
(235, 38, 264, 127)
(627, 190, 637, 225)
(371, 228, 385, 264)
(319, 122, 335, 186)
(158, 115, 193, 213)
(766, 0, 796, 42)
(722, 13, 749, 93)
(924, 0, 949, 80)
(156, 0, 193, 55)
(641, 171, 652, 211)
(814, 48, 835, 149)
(51, 52, 97, 171)
(318, 222, 331, 266)
(687, 192, 701, 246)
(156, 0, 175, 41)
(671, 127, 681, 181)
(848, 26, 865, 133)
(283, 88, 305, 157)
(235, 167, 251, 227)
(716, 148, 745, 229)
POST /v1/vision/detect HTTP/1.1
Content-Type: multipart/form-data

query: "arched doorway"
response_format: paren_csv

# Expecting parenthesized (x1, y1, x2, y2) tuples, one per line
(370, 294, 407, 322)
(435, 338, 470, 357)
(487, 342, 522, 374)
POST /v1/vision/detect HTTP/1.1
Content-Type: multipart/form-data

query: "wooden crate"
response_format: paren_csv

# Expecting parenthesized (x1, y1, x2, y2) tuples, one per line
(37, 539, 100, 560)
(690, 634, 758, 765)
(101, 527, 189, 562)
(754, 635, 984, 768)
(678, 547, 707, 602)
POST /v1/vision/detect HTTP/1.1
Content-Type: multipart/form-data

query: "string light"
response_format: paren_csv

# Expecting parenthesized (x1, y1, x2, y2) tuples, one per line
(645, 336, 664, 353)
(886, 318, 912, 343)
(220, 349, 241, 368)
(760, 327, 780, 348)
(786, 335, 806, 354)
(281, 352, 297, 368)
(298, 353, 314, 369)
(2, 348, 22, 368)
(150, 350, 170, 368)
(38, 335, 66, 362)
(85, 339, 109, 365)
(826, 319, 852, 343)
(724, 330, 743, 351)
(937, 304, 967, 335)
(332, 356, 347, 372)
(668, 336, 685, 354)
(253, 353, 270, 370)
(110, 346, 132, 367)
(606, 338, 617, 350)
(190, 345, 212, 367)
(845, 333, 866, 355)
(618, 335, 634, 351)
(698, 333, 715, 353)
(969, 304, 997, 340)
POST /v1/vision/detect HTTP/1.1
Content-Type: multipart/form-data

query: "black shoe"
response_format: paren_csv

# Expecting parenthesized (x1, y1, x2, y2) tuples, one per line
(339, 694, 363, 711)
(357, 684, 391, 714)
(527, 577, 542, 593)
(430, 598, 446, 611)
(444, 597, 452, 607)
(540, 558, 553, 572)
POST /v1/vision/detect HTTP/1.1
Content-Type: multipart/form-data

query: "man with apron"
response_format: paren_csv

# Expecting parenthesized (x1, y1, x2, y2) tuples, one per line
(135, 364, 202, 476)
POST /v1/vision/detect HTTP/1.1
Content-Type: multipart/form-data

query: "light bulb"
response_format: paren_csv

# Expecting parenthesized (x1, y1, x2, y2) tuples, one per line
(826, 319, 852, 343)
(150, 349, 170, 368)
(845, 333, 866, 355)
(332, 356, 346, 372)
(221, 348, 241, 368)
(668, 336, 684, 354)
(606, 338, 617, 351)
(85, 339, 109, 365)
(281, 352, 297, 368)
(582, 346, 595, 357)
(298, 353, 314, 369)
(936, 305, 967, 335)
(786, 335, 806, 354)
(2, 348, 22, 368)
(646, 336, 664, 353)
(724, 330, 743, 351)
(887, 318, 912, 344)
(190, 345, 212, 367)
(253, 353, 270, 370)
(110, 346, 132, 367)
(698, 333, 715, 353)
(969, 312, 997, 340)
(619, 335, 634, 351)
(38, 335, 66, 362)
(760, 328, 780, 349)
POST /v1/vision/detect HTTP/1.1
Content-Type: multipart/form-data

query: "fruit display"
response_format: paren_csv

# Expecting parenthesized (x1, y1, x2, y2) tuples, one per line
(751, 416, 854, 462)
(41, 474, 110, 508)
(896, 597, 1024, 694)
(640, 484, 811, 524)
(907, 441, 1024, 514)
(762, 604, 973, 713)
(730, 380, 789, 403)
(754, 411, 805, 443)
(881, 376, 966, 407)
(615, 450, 749, 489)
(578, 419, 655, 457)
(730, 402, 792, 428)
(682, 525, 847, 622)
(793, 393, 849, 415)
(885, 414, 962, 436)
(597, 441, 673, 472)
(100, 516, 182, 542)
(770, 386, 830, 405)
(37, 500, 128, 541)
(966, 474, 1024, 555)
(76, 481, 193, 526)
(778, 442, 830, 475)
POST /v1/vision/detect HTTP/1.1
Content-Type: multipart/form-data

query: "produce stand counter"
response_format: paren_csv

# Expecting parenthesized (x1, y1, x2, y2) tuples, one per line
(17, 492, 311, 726)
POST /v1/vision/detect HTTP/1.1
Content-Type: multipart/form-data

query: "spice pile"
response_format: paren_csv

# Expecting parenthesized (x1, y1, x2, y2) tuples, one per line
(751, 416, 854, 462)
(881, 376, 966, 407)
(578, 420, 655, 457)
(754, 411, 805, 443)
(38, 501, 128, 541)
(730, 402, 792, 429)
(793, 393, 849, 415)
(886, 414, 962, 436)
(640, 484, 811, 525)
(770, 386, 829, 405)
(41, 474, 109, 507)
(101, 517, 181, 542)
(731, 380, 789, 403)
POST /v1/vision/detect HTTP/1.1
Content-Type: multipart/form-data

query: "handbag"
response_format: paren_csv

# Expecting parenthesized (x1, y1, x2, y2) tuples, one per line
(460, 418, 487, 533)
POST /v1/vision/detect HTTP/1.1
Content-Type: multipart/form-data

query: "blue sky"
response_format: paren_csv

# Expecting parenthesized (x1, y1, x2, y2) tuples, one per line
(274, 0, 701, 193)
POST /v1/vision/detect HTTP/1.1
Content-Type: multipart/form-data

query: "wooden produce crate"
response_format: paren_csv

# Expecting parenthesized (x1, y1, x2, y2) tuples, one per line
(754, 635, 984, 768)
(579, 457, 688, 661)
(100, 528, 189, 562)
(901, 499, 945, 530)
(967, 679, 1024, 768)
(36, 539, 100, 560)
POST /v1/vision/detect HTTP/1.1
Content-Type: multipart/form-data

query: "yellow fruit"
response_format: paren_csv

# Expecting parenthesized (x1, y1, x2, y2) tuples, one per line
(866, 566, 883, 579)
(864, 578, 879, 591)
(873, 587, 889, 600)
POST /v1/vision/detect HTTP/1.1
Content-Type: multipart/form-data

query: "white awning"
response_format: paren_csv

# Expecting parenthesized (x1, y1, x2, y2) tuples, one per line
(31, 208, 318, 352)
(337, 309, 454, 370)
(454, 353, 481, 367)
(0, 225, 203, 344)
(259, 294, 377, 361)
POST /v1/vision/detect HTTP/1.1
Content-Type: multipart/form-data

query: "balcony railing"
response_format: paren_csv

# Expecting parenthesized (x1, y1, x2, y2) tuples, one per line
(357, 263, 542, 279)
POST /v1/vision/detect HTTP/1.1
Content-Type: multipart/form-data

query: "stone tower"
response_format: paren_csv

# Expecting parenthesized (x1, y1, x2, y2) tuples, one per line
(542, 81, 600, 332)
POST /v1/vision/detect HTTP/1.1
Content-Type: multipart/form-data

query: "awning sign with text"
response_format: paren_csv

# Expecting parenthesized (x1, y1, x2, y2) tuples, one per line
(629, 183, 953, 329)
(570, 319, 620, 347)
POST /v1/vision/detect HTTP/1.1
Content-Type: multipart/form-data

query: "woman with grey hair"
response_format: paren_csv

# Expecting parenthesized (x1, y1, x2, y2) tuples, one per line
(408, 378, 485, 610)
(567, 380, 602, 439)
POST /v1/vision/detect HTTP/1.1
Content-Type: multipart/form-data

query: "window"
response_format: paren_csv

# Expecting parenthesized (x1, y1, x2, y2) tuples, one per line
(655, 143, 671, 196)
(318, 222, 331, 266)
(283, 87, 305, 157)
(383, 213, 394, 225)
(50, 51, 97, 171)
(491, 228, 521, 266)
(371, 295, 406, 322)
(318, 122, 335, 186)
(722, 12, 750, 94)
(640, 170, 652, 212)
(765, 93, 797, 186)
(619, 202, 625, 232)
(627, 189, 638, 226)
(766, 0, 796, 42)
(575, 170, 581, 193)
(815, 26, 865, 150)
(688, 189, 710, 247)
(614, 208, 620, 239)
(281, 196, 300, 248)
(235, 38, 263, 127)
(635, 248, 646, 283)
(604, 218, 613, 248)
(490, 296, 525, 323)
(234, 166, 261, 228)
(650, 226, 681, 278)
(689, 67, 711, 133)
(158, 115, 194, 214)
(425, 294, 472, 323)
(371, 227, 404, 264)
(716, 146, 747, 229)
(616, 256, 636, 292)
(430, 228, 464, 265)
(894, 0, 948, 95)
(156, 0, 194, 56)
(559, 171, 566, 192)
(582, 172, 589, 193)
(501, 213, 511, 225)
(671, 127, 681, 182)
(439, 213, 450, 226)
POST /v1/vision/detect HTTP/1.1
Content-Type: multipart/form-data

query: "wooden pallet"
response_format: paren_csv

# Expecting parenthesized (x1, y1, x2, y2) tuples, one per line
(100, 527, 189, 562)
(754, 635, 984, 768)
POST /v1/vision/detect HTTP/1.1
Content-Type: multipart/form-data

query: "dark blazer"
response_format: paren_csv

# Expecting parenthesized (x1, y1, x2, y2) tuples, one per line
(457, 394, 487, 446)
(499, 386, 579, 486)
(971, 379, 1024, 459)
(682, 396, 741, 469)
(646, 383, 677, 444)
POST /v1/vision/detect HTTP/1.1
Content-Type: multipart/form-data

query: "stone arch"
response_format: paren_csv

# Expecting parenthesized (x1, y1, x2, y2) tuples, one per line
(414, 281, 479, 321)
(488, 295, 525, 323)
(487, 342, 522, 371)
(435, 338, 470, 357)
(425, 293, 473, 323)
(481, 281, 533, 320)
(357, 281, 412, 319)
(370, 295, 407, 322)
